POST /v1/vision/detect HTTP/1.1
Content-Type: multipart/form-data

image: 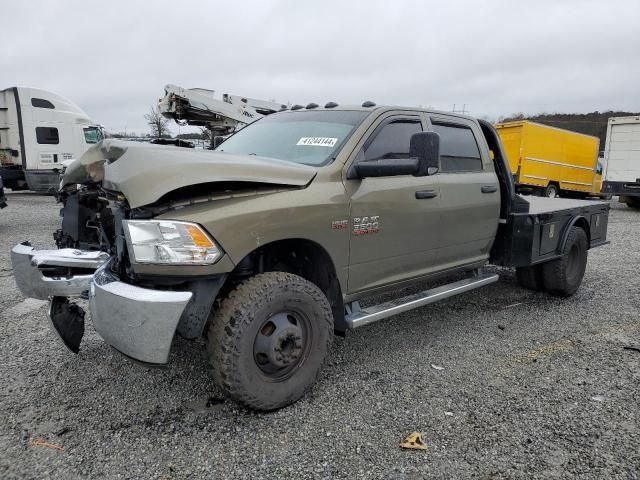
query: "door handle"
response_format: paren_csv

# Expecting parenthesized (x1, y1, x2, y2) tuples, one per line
(481, 185, 498, 194)
(415, 190, 438, 199)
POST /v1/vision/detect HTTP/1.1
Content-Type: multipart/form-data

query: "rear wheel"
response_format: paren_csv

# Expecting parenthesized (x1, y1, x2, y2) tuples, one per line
(516, 264, 544, 291)
(543, 183, 559, 198)
(208, 272, 334, 411)
(625, 197, 640, 209)
(541, 226, 588, 296)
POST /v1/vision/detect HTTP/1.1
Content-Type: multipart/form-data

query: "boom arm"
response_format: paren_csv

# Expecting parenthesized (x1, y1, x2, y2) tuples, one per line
(159, 84, 287, 137)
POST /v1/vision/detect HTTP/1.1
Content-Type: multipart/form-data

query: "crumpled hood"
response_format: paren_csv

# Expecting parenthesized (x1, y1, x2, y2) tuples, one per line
(62, 140, 317, 208)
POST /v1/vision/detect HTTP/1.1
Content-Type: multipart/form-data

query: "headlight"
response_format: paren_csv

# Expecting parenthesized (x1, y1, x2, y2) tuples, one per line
(123, 220, 222, 265)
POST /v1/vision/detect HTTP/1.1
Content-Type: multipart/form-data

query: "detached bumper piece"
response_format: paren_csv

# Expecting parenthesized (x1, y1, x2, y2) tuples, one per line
(91, 265, 192, 364)
(11, 243, 110, 299)
(11, 242, 193, 365)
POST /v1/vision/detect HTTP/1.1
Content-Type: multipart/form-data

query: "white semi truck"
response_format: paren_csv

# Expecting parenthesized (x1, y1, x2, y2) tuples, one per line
(601, 115, 640, 209)
(0, 87, 104, 193)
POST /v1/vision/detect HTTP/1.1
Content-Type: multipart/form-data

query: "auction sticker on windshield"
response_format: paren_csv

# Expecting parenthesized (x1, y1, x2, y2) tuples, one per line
(296, 137, 338, 147)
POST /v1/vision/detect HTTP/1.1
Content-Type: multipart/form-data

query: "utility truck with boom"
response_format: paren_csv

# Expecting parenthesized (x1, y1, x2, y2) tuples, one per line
(158, 84, 287, 145)
(12, 102, 609, 410)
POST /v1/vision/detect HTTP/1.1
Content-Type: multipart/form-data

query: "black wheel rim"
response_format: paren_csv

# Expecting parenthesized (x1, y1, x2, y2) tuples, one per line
(253, 310, 310, 380)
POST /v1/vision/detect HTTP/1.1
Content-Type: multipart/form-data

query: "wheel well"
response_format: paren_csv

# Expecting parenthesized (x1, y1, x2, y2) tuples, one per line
(561, 216, 590, 252)
(228, 239, 347, 334)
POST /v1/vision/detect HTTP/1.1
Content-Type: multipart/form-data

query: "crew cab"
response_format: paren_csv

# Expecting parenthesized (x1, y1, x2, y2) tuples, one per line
(11, 104, 609, 410)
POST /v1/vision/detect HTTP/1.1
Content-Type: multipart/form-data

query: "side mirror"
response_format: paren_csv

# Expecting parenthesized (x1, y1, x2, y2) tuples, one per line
(354, 158, 420, 178)
(213, 135, 225, 149)
(410, 131, 440, 175)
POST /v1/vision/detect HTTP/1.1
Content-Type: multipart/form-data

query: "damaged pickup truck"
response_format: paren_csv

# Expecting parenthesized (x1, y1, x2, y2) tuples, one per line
(12, 105, 610, 410)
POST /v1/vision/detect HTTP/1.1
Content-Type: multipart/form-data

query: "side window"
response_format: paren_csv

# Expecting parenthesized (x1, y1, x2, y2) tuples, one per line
(84, 127, 104, 144)
(364, 119, 422, 161)
(432, 123, 482, 172)
(35, 127, 59, 145)
(31, 98, 55, 109)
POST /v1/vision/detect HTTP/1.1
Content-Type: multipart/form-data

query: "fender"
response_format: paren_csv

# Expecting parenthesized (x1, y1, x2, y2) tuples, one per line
(558, 215, 590, 253)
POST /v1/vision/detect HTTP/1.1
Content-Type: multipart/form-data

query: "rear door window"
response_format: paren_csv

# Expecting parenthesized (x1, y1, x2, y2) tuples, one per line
(432, 123, 482, 172)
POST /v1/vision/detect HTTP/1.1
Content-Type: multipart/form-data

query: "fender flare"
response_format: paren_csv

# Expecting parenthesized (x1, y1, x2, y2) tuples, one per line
(558, 215, 590, 253)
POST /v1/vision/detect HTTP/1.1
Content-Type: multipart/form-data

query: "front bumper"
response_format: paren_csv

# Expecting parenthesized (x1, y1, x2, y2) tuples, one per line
(11, 243, 110, 299)
(90, 265, 192, 364)
(11, 243, 193, 364)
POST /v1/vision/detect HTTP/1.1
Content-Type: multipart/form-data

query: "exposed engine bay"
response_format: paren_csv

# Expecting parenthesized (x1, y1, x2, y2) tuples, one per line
(53, 184, 131, 280)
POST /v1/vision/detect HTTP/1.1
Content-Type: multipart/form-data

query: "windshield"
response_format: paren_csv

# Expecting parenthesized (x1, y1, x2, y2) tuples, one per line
(84, 127, 104, 144)
(215, 110, 368, 166)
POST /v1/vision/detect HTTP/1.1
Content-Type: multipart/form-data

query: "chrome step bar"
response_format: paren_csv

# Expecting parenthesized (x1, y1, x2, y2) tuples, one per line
(345, 271, 499, 329)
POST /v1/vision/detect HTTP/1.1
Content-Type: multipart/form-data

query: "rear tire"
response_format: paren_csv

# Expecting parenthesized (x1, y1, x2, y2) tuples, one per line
(516, 264, 544, 291)
(207, 272, 334, 411)
(543, 183, 559, 198)
(541, 226, 588, 297)
(625, 198, 640, 209)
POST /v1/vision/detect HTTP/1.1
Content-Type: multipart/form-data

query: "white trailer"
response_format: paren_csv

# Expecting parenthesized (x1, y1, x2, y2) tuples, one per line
(601, 115, 640, 209)
(0, 87, 104, 192)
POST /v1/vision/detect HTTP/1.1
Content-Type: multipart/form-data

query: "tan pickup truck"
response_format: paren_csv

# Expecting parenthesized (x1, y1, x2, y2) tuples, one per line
(12, 104, 609, 410)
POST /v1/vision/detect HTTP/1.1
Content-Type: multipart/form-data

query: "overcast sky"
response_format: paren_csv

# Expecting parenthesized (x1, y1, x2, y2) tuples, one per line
(3, 0, 639, 134)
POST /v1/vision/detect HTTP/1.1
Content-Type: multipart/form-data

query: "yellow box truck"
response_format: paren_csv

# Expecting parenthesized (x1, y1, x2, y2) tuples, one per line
(495, 121, 601, 198)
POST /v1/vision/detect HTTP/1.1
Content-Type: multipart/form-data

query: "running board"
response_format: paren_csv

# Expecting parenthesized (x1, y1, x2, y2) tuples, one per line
(345, 271, 499, 329)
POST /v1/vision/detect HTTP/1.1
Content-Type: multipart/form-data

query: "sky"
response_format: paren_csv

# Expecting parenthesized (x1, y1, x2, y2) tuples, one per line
(2, 0, 640, 135)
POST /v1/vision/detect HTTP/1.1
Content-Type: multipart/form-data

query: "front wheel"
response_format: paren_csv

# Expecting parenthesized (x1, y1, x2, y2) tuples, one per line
(207, 272, 334, 411)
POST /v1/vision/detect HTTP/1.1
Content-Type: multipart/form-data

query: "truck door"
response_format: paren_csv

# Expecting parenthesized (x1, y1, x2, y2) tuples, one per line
(428, 116, 500, 269)
(346, 114, 441, 294)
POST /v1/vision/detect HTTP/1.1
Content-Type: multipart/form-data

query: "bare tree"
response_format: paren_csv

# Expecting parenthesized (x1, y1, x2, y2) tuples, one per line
(145, 106, 170, 138)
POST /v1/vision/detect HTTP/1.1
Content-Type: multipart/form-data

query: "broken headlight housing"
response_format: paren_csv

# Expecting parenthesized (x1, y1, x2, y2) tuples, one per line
(123, 220, 222, 265)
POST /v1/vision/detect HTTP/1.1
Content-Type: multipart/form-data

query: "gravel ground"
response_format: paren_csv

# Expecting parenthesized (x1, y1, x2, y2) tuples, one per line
(0, 191, 638, 480)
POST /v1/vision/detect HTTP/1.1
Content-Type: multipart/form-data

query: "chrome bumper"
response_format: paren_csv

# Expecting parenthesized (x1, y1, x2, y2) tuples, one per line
(11, 243, 110, 299)
(90, 265, 192, 364)
(12, 243, 193, 365)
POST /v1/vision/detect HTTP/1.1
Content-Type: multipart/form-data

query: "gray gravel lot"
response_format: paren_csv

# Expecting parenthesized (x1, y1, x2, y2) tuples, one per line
(0, 191, 639, 480)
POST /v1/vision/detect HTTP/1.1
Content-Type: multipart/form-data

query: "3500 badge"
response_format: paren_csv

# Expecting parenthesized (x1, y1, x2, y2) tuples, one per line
(352, 216, 379, 236)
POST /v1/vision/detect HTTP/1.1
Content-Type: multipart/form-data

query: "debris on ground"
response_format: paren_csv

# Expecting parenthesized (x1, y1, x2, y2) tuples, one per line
(430, 364, 444, 371)
(623, 346, 640, 353)
(591, 395, 605, 402)
(30, 437, 64, 452)
(400, 432, 428, 450)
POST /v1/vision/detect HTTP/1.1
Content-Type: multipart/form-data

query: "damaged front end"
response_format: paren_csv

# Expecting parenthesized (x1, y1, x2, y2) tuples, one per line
(11, 240, 194, 364)
(12, 139, 314, 365)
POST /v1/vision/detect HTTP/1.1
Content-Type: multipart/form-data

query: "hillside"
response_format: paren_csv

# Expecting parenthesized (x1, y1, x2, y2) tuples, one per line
(500, 111, 640, 150)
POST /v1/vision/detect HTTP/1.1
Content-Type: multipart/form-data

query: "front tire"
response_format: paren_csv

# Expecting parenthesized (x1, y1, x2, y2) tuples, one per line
(541, 226, 588, 296)
(208, 272, 334, 411)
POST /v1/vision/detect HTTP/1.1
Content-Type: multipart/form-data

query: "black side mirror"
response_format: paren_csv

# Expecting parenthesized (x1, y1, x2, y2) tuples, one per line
(410, 131, 440, 175)
(354, 158, 420, 179)
(213, 136, 225, 149)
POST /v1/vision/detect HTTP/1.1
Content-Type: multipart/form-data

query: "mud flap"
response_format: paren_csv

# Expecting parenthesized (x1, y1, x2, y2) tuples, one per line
(48, 296, 85, 354)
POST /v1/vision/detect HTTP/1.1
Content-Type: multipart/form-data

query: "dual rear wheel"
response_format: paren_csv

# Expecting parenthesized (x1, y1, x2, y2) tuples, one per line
(516, 226, 588, 296)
